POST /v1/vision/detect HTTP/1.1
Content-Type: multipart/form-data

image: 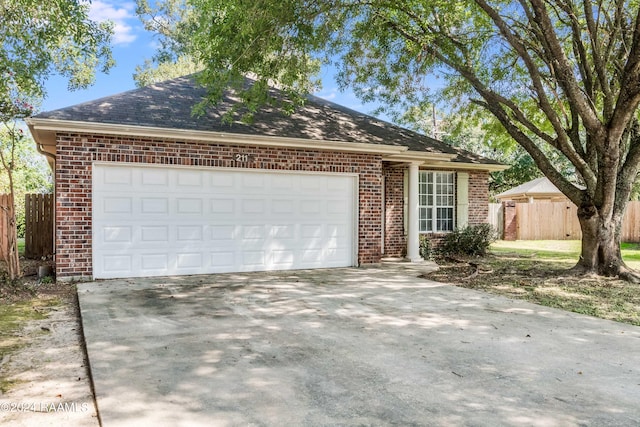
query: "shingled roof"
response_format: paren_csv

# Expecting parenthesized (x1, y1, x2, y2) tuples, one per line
(495, 177, 568, 201)
(34, 75, 502, 167)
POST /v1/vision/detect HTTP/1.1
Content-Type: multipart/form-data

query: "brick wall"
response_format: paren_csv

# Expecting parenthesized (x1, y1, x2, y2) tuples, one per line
(55, 133, 384, 279)
(383, 163, 405, 257)
(468, 171, 489, 225)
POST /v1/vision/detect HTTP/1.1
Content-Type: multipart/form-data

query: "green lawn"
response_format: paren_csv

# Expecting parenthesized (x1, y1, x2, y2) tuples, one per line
(490, 240, 640, 269)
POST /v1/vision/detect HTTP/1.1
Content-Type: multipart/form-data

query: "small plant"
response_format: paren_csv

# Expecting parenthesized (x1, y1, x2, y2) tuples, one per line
(39, 275, 54, 285)
(441, 224, 497, 257)
(419, 235, 432, 260)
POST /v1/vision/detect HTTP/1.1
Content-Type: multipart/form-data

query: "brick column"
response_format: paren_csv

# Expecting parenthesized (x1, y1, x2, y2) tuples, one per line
(503, 201, 517, 241)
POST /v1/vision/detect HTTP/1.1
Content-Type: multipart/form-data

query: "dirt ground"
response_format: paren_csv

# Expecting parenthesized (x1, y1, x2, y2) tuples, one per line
(422, 253, 640, 325)
(0, 258, 99, 426)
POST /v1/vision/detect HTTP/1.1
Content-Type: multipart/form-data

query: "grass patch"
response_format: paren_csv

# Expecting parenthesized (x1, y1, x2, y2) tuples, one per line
(0, 297, 62, 392)
(424, 240, 640, 326)
(491, 240, 640, 269)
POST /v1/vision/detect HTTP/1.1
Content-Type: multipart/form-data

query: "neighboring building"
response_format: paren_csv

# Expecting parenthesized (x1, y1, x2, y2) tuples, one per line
(27, 75, 505, 280)
(495, 177, 569, 203)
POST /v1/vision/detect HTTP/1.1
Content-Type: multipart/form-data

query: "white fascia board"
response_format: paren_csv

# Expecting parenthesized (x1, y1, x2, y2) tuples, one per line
(383, 151, 456, 163)
(425, 159, 509, 172)
(26, 118, 410, 156)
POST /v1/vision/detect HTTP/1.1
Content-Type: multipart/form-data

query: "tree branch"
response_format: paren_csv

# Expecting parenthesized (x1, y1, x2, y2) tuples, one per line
(609, 8, 640, 143)
(582, 0, 615, 119)
(527, 0, 603, 136)
(473, 98, 584, 204)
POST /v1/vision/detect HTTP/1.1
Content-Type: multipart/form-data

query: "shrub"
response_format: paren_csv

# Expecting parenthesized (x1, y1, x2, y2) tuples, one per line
(441, 224, 497, 257)
(419, 234, 432, 260)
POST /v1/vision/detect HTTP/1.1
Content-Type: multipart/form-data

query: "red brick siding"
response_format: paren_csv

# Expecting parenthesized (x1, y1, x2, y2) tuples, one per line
(468, 171, 489, 225)
(383, 163, 405, 257)
(55, 133, 383, 279)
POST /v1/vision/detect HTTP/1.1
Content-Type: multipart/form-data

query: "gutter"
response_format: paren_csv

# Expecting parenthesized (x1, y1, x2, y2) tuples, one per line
(26, 118, 411, 156)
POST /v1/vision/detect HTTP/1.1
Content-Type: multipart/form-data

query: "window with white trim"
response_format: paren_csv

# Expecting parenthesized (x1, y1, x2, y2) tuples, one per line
(419, 171, 455, 232)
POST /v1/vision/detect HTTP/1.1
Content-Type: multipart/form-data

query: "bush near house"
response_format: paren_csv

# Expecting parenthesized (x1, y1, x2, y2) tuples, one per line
(440, 224, 497, 257)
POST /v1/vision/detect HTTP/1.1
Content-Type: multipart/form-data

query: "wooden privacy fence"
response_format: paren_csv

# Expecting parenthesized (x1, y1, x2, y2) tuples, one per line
(24, 193, 54, 258)
(489, 200, 640, 242)
(514, 202, 582, 240)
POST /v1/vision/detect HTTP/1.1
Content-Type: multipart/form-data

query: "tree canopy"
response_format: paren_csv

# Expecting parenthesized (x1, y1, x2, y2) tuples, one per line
(141, 0, 640, 279)
(1, 0, 114, 119)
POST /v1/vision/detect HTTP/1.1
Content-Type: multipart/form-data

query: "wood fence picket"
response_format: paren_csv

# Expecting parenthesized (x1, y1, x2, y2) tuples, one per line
(24, 193, 54, 259)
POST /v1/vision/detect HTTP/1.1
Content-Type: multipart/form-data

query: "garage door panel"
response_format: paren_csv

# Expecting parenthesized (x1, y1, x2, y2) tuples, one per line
(211, 199, 235, 214)
(302, 224, 323, 238)
(141, 226, 169, 243)
(141, 168, 168, 186)
(272, 200, 295, 214)
(271, 225, 295, 239)
(93, 165, 356, 279)
(102, 226, 132, 243)
(102, 254, 133, 274)
(242, 174, 265, 188)
(301, 200, 321, 214)
(141, 254, 169, 271)
(177, 225, 204, 241)
(102, 197, 133, 214)
(210, 225, 235, 240)
(300, 176, 321, 190)
(102, 166, 133, 186)
(176, 198, 203, 214)
(176, 253, 203, 269)
(327, 200, 348, 214)
(272, 250, 294, 266)
(210, 251, 235, 267)
(241, 225, 266, 239)
(141, 198, 169, 214)
(242, 199, 265, 214)
(242, 251, 265, 266)
(177, 170, 203, 187)
(210, 172, 235, 188)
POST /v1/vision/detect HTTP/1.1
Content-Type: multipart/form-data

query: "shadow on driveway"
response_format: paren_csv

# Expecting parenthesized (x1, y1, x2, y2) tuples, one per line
(78, 264, 640, 426)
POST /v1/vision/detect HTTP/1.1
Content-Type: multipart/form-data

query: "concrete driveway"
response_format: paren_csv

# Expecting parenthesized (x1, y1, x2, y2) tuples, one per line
(77, 264, 640, 427)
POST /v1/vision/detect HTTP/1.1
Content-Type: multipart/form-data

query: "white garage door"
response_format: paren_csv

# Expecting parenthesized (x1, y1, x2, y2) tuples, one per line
(92, 163, 357, 279)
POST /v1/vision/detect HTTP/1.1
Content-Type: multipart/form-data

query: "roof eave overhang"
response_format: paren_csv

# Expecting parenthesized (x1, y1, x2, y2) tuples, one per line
(26, 118, 415, 156)
(382, 151, 457, 163)
(26, 118, 507, 170)
(424, 159, 509, 172)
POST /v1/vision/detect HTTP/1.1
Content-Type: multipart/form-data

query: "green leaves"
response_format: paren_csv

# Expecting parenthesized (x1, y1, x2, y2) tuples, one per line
(139, 0, 640, 209)
(0, 0, 114, 118)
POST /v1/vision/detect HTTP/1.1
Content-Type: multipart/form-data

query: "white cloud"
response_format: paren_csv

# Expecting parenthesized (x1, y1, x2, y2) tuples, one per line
(316, 91, 337, 101)
(89, 1, 137, 45)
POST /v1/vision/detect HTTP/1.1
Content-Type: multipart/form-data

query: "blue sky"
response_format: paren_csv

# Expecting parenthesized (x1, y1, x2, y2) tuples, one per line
(41, 0, 381, 116)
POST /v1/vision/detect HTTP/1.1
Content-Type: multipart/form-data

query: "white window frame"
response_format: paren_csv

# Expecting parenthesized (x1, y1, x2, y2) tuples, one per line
(418, 171, 456, 233)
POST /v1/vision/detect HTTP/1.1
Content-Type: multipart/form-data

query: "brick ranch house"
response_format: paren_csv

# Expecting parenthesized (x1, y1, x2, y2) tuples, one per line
(27, 76, 505, 281)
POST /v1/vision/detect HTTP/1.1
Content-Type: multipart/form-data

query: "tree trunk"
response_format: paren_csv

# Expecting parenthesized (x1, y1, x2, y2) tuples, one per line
(0, 192, 21, 281)
(574, 203, 639, 282)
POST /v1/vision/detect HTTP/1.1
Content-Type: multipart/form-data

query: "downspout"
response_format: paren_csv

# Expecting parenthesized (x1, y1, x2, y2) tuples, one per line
(36, 143, 56, 167)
